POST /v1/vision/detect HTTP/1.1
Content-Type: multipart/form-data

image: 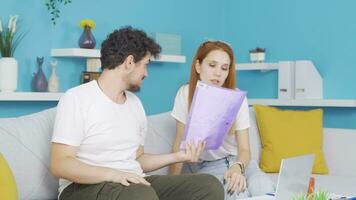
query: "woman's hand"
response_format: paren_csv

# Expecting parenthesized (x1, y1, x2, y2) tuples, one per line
(174, 140, 206, 163)
(224, 165, 246, 194)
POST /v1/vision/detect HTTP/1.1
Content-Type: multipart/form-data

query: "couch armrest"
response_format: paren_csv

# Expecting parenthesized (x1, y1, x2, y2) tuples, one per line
(323, 128, 356, 177)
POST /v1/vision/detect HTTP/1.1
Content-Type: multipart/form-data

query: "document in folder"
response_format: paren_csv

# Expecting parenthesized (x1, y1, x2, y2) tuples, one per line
(180, 81, 246, 150)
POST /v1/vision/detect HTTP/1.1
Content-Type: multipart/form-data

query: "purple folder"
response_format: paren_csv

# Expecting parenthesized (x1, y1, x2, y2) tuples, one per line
(180, 81, 246, 150)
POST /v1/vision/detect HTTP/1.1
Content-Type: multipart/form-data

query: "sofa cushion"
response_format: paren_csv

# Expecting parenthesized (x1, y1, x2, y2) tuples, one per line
(249, 107, 356, 177)
(145, 112, 176, 175)
(0, 153, 18, 200)
(248, 107, 262, 163)
(323, 128, 356, 177)
(253, 105, 328, 174)
(0, 108, 58, 199)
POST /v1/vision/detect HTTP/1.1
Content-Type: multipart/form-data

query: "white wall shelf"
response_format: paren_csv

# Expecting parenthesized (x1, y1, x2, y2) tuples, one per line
(151, 54, 186, 63)
(0, 92, 63, 101)
(1, 92, 355, 106)
(51, 48, 100, 58)
(51, 48, 186, 63)
(236, 62, 279, 71)
(248, 98, 356, 107)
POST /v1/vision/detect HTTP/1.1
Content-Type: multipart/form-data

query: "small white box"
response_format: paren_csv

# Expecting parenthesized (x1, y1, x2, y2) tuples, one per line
(295, 60, 323, 99)
(278, 61, 295, 99)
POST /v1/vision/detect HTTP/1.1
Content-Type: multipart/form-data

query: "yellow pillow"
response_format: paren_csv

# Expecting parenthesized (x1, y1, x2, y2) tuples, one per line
(253, 105, 328, 174)
(0, 153, 18, 200)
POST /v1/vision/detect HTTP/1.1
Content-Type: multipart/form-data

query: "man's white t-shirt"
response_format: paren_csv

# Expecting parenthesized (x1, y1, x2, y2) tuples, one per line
(52, 80, 147, 194)
(171, 84, 250, 161)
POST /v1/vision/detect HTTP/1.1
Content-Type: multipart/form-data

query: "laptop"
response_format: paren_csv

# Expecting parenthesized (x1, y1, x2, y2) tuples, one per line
(248, 154, 315, 200)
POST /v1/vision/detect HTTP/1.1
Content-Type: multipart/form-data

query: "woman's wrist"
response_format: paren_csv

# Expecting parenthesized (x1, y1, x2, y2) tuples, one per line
(172, 151, 187, 162)
(229, 164, 242, 175)
(229, 161, 245, 174)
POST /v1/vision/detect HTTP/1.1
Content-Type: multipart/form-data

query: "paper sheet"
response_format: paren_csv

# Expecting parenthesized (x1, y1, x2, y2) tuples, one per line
(180, 81, 246, 150)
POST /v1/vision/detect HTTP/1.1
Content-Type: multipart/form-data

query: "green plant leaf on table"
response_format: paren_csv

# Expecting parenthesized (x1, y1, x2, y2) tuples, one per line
(291, 191, 330, 200)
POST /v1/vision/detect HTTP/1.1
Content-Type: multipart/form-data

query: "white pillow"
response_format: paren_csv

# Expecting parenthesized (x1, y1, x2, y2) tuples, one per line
(0, 108, 58, 199)
(248, 107, 262, 163)
(145, 112, 176, 175)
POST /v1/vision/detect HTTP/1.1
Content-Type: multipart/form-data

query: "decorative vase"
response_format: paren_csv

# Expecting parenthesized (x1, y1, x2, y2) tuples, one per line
(48, 60, 59, 92)
(31, 57, 48, 92)
(78, 26, 96, 49)
(0, 57, 18, 92)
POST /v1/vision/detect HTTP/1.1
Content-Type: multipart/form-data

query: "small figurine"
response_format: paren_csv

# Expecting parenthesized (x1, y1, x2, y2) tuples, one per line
(48, 60, 59, 92)
(32, 57, 48, 92)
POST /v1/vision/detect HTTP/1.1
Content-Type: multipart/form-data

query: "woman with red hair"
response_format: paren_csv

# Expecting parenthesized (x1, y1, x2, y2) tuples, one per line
(170, 41, 274, 199)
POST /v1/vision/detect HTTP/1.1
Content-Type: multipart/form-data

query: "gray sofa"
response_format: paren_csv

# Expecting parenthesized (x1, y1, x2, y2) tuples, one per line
(1, 108, 355, 199)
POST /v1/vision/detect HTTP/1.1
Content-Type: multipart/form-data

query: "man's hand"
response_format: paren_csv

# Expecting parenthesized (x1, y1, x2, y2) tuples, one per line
(108, 169, 150, 186)
(224, 165, 246, 194)
(174, 140, 206, 163)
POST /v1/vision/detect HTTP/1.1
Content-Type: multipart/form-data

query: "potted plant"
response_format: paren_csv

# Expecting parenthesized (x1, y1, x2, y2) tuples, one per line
(0, 15, 25, 92)
(249, 47, 266, 63)
(45, 0, 72, 25)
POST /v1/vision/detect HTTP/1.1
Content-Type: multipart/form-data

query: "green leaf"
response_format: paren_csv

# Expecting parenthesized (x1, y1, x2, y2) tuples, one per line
(45, 0, 73, 26)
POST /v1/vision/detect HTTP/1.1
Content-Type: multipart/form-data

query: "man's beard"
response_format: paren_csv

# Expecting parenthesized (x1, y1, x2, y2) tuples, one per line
(127, 75, 145, 92)
(128, 83, 140, 92)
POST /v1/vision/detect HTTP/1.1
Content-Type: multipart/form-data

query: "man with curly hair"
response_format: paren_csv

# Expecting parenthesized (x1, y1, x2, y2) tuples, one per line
(50, 26, 224, 200)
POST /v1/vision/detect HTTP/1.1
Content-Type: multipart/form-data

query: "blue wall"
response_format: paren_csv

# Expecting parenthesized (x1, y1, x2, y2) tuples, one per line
(1, 0, 355, 129)
(223, 0, 356, 129)
(0, 0, 224, 117)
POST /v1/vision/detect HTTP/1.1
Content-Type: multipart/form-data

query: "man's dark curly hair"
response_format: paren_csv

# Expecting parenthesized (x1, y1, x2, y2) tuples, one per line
(100, 26, 161, 70)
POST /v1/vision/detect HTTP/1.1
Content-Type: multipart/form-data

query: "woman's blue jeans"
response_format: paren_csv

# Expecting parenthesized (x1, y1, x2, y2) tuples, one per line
(183, 156, 275, 199)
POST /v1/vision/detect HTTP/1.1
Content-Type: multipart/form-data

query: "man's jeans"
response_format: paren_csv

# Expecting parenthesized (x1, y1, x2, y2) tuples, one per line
(59, 174, 224, 200)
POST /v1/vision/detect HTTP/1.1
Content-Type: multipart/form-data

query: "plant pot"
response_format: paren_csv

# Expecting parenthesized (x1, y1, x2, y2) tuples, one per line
(0, 57, 18, 92)
(250, 52, 265, 63)
(78, 26, 96, 49)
